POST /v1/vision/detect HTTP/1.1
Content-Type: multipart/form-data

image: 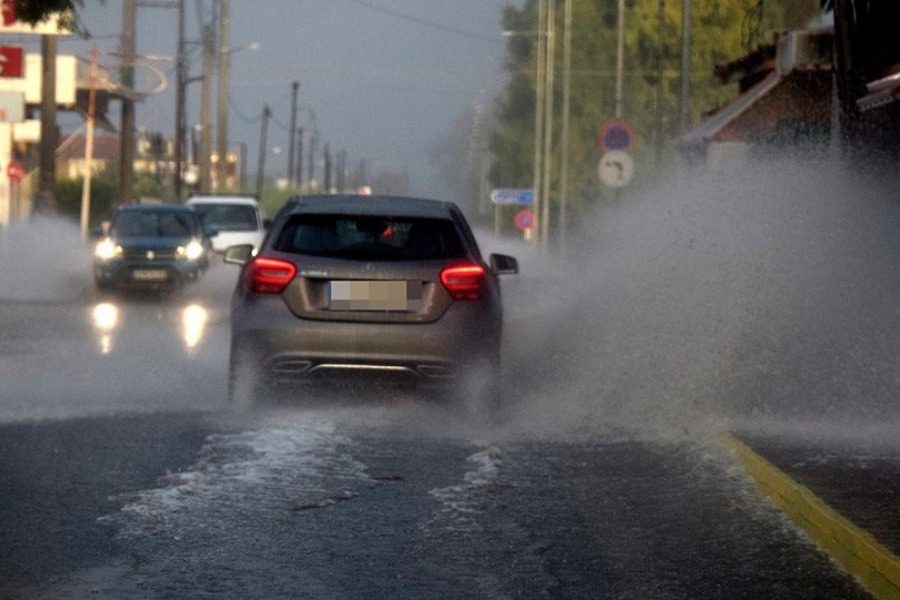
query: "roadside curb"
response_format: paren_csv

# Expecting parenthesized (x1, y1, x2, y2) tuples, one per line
(721, 432, 900, 600)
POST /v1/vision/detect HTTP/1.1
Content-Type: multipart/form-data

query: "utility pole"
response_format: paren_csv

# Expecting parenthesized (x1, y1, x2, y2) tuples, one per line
(198, 12, 214, 193)
(174, 0, 186, 199)
(336, 149, 347, 192)
(216, 0, 231, 191)
(287, 81, 299, 185)
(539, 0, 556, 249)
(255, 104, 270, 200)
(558, 0, 572, 252)
(37, 35, 57, 214)
(307, 131, 318, 189)
(239, 141, 246, 192)
(80, 47, 99, 238)
(295, 126, 304, 189)
(680, 0, 692, 131)
(323, 143, 332, 192)
(120, 0, 136, 203)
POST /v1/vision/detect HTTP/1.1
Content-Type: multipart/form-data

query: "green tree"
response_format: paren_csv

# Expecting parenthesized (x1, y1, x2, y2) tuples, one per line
(12, 0, 79, 24)
(54, 167, 118, 228)
(487, 0, 806, 221)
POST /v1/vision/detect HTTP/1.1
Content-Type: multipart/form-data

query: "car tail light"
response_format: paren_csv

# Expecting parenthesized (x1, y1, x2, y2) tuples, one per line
(246, 257, 297, 294)
(440, 263, 486, 300)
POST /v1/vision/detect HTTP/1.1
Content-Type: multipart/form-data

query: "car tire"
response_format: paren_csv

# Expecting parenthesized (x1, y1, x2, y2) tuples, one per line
(228, 342, 265, 409)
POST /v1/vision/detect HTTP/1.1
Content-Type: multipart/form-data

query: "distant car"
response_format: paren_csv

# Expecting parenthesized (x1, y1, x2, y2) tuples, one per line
(93, 204, 216, 291)
(225, 195, 518, 412)
(185, 195, 266, 253)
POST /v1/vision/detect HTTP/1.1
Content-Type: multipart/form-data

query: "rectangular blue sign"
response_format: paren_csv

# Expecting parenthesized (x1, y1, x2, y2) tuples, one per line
(490, 188, 534, 205)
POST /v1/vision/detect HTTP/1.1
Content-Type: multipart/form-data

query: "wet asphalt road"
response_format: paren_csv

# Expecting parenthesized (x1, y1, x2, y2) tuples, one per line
(0, 411, 872, 599)
(0, 260, 874, 599)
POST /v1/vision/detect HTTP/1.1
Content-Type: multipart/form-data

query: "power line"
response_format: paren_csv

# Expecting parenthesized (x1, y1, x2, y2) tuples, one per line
(343, 0, 503, 45)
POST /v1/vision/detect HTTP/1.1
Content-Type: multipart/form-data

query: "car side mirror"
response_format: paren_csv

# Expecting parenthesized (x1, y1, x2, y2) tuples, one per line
(224, 244, 254, 265)
(490, 253, 518, 275)
(204, 224, 219, 238)
(263, 218, 273, 230)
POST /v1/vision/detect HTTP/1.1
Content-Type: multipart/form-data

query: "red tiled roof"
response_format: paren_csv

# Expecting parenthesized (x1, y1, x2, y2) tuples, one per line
(56, 134, 122, 162)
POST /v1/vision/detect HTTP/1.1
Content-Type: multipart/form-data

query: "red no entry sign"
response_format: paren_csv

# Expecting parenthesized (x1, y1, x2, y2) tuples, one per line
(7, 159, 24, 182)
(514, 209, 535, 231)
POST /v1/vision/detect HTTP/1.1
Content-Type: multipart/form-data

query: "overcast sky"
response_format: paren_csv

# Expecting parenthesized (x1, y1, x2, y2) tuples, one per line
(38, 0, 520, 196)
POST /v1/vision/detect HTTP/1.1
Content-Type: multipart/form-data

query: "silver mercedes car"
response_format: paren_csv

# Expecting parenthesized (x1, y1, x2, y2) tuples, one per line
(224, 195, 518, 411)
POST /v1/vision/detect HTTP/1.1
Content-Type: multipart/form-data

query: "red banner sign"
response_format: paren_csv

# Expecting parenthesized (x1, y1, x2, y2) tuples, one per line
(0, 46, 23, 78)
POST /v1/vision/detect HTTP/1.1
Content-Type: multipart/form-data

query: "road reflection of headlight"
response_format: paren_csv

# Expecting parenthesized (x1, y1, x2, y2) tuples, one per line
(182, 304, 208, 349)
(92, 303, 119, 332)
(91, 303, 120, 355)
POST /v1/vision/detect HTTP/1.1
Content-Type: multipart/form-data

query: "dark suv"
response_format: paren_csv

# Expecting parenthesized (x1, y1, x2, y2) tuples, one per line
(93, 204, 215, 291)
(225, 195, 517, 411)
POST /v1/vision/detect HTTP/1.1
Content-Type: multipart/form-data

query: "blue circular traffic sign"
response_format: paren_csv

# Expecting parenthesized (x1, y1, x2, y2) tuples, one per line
(597, 119, 636, 153)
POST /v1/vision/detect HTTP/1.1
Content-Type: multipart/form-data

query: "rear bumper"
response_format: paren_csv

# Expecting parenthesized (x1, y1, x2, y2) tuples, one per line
(231, 296, 500, 383)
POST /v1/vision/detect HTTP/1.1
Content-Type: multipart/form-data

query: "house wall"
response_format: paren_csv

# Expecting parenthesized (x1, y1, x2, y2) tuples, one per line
(715, 71, 832, 145)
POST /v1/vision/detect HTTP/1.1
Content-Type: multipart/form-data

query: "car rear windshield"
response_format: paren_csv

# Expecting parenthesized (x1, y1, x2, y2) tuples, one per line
(274, 214, 467, 261)
(192, 203, 258, 232)
(112, 210, 198, 237)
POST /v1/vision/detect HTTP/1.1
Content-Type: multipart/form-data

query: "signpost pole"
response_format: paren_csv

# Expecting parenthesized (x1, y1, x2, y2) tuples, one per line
(0, 122, 10, 226)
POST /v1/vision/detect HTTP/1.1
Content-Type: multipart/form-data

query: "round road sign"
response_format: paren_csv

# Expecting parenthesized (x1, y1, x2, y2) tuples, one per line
(7, 160, 24, 183)
(514, 208, 535, 231)
(598, 150, 635, 188)
(597, 118, 636, 153)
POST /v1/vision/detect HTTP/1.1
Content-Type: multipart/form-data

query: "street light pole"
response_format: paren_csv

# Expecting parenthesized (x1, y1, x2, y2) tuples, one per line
(558, 0, 572, 253)
(255, 105, 270, 200)
(531, 0, 547, 245)
(288, 81, 299, 186)
(174, 0, 185, 199)
(120, 0, 136, 202)
(540, 0, 556, 249)
(615, 0, 625, 118)
(198, 19, 214, 193)
(37, 34, 57, 214)
(680, 0, 692, 131)
(216, 0, 231, 191)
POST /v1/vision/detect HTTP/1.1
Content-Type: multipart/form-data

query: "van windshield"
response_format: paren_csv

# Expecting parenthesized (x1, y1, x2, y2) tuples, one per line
(192, 204, 259, 232)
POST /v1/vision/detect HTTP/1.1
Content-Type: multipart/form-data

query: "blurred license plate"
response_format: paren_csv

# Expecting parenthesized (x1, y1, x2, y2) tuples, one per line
(132, 269, 168, 282)
(329, 280, 409, 311)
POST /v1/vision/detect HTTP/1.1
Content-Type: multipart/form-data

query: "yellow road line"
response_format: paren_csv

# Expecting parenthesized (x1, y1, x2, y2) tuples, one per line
(721, 432, 900, 600)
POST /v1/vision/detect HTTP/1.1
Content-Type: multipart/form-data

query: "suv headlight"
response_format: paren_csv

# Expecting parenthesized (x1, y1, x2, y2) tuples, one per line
(95, 238, 123, 261)
(176, 239, 205, 261)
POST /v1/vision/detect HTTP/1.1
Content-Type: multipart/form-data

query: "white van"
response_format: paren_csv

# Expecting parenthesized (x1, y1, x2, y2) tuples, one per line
(185, 195, 266, 253)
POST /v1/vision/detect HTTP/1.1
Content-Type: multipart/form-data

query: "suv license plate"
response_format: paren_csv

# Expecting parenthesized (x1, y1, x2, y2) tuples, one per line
(329, 280, 408, 311)
(132, 269, 168, 282)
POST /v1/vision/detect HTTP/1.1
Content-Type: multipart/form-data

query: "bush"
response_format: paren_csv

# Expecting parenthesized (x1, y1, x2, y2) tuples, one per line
(54, 169, 118, 227)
